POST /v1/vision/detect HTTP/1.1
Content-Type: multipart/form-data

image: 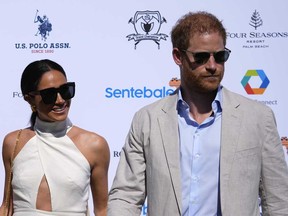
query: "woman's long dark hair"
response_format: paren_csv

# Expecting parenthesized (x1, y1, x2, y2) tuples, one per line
(21, 59, 67, 127)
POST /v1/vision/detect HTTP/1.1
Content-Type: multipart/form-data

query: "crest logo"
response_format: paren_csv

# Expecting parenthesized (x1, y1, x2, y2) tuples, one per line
(34, 10, 52, 41)
(126, 10, 168, 49)
(249, 10, 263, 30)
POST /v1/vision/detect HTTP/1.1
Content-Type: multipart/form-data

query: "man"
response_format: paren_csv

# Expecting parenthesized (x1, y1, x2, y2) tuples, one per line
(108, 11, 288, 215)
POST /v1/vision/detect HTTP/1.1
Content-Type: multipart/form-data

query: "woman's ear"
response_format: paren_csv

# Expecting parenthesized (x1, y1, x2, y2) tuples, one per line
(172, 48, 183, 66)
(24, 94, 33, 104)
(24, 95, 37, 112)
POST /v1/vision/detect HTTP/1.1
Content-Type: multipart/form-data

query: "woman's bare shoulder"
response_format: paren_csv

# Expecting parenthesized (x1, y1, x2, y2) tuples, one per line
(70, 125, 106, 142)
(3, 130, 21, 151)
(68, 126, 110, 166)
(2, 128, 35, 158)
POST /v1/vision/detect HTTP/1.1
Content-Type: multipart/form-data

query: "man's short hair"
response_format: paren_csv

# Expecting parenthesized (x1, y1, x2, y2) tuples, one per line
(171, 11, 227, 50)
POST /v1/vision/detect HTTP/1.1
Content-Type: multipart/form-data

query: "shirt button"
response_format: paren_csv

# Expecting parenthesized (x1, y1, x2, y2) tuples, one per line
(192, 176, 199, 182)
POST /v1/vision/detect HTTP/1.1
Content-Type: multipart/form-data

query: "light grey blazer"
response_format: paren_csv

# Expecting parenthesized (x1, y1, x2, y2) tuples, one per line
(108, 87, 288, 216)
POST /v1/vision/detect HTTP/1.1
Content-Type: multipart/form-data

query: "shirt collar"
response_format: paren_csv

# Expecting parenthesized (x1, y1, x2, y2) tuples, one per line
(177, 85, 223, 113)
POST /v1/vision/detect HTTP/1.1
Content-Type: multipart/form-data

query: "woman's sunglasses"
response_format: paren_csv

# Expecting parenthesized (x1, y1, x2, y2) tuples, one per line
(181, 48, 231, 65)
(28, 82, 75, 104)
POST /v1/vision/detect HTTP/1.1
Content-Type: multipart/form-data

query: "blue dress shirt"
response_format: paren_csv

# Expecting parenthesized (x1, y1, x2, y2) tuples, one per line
(178, 87, 223, 216)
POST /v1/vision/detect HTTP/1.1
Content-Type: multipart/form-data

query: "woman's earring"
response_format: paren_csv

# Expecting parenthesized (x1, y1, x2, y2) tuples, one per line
(31, 105, 37, 112)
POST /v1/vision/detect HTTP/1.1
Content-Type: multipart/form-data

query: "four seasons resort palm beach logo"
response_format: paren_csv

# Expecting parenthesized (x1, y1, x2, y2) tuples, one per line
(227, 9, 288, 49)
(249, 10, 263, 30)
(126, 10, 168, 49)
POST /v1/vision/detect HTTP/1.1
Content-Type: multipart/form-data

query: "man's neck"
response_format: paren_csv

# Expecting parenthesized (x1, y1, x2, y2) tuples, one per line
(181, 88, 217, 124)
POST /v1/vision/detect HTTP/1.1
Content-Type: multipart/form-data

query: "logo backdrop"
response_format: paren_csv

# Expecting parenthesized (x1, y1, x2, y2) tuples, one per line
(0, 0, 287, 215)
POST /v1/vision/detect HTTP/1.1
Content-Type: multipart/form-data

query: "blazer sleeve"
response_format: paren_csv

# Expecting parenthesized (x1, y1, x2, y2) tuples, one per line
(108, 111, 147, 216)
(259, 108, 288, 215)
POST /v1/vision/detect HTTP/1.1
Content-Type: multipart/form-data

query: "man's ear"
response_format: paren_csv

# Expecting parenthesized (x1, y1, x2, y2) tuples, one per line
(172, 48, 183, 66)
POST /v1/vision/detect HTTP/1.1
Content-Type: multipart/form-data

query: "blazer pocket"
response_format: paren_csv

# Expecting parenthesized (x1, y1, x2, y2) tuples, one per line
(234, 146, 260, 160)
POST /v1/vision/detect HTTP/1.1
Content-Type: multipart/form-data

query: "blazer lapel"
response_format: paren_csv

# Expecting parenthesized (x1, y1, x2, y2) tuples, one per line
(220, 88, 244, 211)
(157, 93, 182, 214)
(154, 89, 243, 214)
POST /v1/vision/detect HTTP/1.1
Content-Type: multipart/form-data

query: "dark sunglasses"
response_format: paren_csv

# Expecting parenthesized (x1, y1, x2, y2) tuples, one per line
(29, 82, 75, 104)
(182, 48, 231, 65)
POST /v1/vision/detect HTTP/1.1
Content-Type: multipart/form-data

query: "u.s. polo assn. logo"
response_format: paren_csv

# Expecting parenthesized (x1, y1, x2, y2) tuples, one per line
(14, 9, 71, 53)
(34, 9, 52, 41)
(126, 10, 168, 49)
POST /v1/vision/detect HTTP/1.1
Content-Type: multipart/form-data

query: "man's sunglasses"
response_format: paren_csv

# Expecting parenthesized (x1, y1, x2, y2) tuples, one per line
(181, 48, 231, 65)
(28, 82, 75, 104)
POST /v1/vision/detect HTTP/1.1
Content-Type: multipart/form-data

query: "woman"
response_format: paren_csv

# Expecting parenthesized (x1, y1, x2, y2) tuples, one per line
(0, 59, 110, 216)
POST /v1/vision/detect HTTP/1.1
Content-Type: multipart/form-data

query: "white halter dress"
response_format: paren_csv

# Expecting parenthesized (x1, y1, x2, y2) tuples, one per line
(11, 118, 90, 216)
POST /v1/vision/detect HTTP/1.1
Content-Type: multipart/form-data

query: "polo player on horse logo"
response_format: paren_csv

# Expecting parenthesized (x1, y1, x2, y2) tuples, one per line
(34, 10, 52, 41)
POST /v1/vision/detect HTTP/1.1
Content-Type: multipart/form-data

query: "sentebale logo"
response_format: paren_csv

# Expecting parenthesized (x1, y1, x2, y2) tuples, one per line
(241, 69, 270, 94)
(126, 10, 168, 49)
(281, 136, 288, 154)
(169, 77, 181, 88)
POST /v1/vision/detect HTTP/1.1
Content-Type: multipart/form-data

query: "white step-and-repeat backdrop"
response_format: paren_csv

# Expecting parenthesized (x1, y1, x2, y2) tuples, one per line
(1, 0, 287, 215)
